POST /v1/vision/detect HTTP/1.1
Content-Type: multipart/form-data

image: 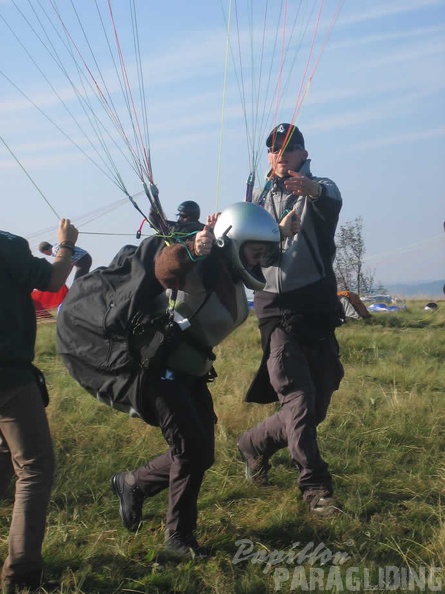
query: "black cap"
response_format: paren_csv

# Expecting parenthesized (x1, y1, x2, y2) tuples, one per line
(266, 123, 305, 150)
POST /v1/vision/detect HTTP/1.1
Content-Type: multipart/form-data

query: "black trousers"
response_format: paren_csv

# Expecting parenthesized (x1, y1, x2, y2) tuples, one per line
(132, 374, 216, 535)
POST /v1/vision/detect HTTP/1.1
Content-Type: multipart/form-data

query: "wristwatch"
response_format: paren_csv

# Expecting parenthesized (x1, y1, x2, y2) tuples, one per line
(309, 183, 324, 199)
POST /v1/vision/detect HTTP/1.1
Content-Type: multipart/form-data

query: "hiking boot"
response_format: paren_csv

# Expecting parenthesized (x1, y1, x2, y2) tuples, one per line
(303, 489, 341, 517)
(110, 472, 145, 532)
(237, 443, 270, 487)
(164, 530, 206, 560)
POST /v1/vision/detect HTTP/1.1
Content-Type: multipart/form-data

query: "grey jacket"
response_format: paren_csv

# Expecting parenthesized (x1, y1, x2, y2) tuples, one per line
(252, 159, 342, 318)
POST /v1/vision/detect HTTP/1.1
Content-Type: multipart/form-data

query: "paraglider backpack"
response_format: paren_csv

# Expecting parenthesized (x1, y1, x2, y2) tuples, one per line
(57, 234, 181, 422)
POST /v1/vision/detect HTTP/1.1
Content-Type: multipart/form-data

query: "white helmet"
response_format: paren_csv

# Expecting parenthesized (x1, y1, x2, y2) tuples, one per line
(213, 202, 280, 290)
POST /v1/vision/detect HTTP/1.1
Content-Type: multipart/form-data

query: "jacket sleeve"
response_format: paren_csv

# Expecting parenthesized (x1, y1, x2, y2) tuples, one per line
(314, 176, 341, 200)
(0, 232, 52, 292)
(310, 176, 342, 222)
(154, 240, 200, 289)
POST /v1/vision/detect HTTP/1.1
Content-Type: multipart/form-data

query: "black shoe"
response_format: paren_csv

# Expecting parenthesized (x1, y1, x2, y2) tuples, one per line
(164, 530, 206, 560)
(237, 443, 270, 487)
(303, 488, 342, 517)
(110, 472, 145, 532)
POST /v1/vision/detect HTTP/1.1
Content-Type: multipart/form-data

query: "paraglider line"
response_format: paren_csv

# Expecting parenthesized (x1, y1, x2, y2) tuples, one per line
(0, 134, 60, 220)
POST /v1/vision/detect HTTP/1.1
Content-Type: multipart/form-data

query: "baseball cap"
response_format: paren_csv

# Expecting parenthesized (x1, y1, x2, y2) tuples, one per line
(266, 123, 305, 150)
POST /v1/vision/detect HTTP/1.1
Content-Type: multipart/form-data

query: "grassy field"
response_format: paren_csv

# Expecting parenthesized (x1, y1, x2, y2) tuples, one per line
(1, 301, 444, 593)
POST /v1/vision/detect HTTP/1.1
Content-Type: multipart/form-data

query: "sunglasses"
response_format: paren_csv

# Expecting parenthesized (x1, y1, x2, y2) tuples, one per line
(268, 144, 303, 154)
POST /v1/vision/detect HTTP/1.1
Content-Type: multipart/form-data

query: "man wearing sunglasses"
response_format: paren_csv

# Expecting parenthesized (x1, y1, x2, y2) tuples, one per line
(238, 123, 345, 517)
(148, 201, 201, 233)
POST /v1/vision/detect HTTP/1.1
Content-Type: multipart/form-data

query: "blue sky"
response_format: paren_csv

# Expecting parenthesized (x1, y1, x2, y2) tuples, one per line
(0, 0, 444, 287)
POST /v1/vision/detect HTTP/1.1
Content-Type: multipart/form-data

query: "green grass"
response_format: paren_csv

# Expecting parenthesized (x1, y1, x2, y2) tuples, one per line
(1, 301, 444, 593)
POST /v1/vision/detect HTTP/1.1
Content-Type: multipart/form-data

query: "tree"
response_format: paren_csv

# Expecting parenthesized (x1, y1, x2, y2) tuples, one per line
(334, 217, 378, 295)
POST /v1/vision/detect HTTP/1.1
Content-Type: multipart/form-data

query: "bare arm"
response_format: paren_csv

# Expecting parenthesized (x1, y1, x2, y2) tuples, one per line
(46, 218, 79, 291)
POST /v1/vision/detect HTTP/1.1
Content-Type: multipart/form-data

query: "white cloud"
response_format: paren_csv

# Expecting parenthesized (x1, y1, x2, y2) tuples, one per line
(330, 23, 445, 51)
(336, 0, 444, 27)
(344, 126, 445, 152)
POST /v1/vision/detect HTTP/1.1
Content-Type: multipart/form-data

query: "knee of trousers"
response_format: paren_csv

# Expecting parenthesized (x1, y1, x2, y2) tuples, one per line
(280, 393, 318, 430)
(14, 446, 55, 481)
(177, 446, 214, 473)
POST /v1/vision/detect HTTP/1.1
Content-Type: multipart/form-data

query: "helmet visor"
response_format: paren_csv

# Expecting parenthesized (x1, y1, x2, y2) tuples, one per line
(240, 241, 279, 271)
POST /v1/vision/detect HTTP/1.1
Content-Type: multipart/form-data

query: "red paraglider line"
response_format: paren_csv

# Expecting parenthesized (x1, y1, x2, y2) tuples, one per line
(47, 0, 145, 182)
(274, 0, 344, 162)
(105, 0, 153, 183)
(290, 0, 344, 125)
